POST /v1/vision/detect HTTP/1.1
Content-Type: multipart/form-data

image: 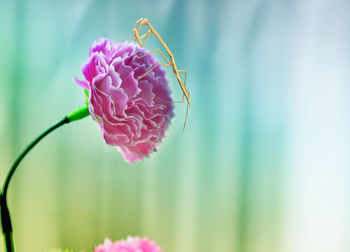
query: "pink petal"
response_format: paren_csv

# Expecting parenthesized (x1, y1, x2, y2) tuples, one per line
(73, 77, 89, 89)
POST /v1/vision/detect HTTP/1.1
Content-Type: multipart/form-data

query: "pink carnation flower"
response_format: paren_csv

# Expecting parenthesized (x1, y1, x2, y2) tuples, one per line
(74, 38, 174, 163)
(94, 237, 163, 252)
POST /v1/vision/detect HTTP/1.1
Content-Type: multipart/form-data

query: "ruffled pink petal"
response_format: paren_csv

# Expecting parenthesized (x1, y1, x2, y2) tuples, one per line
(82, 53, 108, 84)
(94, 237, 162, 252)
(75, 39, 174, 163)
(137, 80, 155, 106)
(113, 59, 133, 78)
(94, 77, 128, 116)
(73, 77, 89, 89)
(117, 146, 146, 163)
(120, 71, 141, 98)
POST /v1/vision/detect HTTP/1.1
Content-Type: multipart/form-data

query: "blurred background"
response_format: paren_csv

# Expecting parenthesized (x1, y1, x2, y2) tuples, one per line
(1, 0, 350, 251)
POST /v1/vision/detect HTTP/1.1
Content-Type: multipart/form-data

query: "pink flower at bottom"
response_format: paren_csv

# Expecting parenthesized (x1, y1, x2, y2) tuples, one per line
(74, 38, 174, 163)
(94, 237, 163, 252)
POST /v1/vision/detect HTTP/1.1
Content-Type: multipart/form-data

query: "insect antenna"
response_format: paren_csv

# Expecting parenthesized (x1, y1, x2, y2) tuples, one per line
(146, 10, 163, 21)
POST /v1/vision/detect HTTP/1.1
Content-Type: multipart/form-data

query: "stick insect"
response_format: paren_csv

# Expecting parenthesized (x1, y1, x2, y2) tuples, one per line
(133, 17, 191, 131)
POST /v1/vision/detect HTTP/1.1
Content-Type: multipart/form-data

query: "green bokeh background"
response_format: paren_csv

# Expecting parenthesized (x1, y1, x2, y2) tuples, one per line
(1, 0, 350, 251)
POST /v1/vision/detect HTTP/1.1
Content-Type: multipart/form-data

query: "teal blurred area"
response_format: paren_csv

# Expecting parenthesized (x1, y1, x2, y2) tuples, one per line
(1, 0, 350, 251)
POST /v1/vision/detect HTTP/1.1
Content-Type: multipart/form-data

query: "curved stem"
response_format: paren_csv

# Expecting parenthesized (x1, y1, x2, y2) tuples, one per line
(1, 116, 69, 252)
(2, 117, 69, 198)
(0, 105, 89, 252)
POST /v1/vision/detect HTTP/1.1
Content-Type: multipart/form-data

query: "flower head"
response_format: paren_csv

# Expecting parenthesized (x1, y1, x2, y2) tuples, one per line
(74, 38, 174, 163)
(94, 237, 163, 252)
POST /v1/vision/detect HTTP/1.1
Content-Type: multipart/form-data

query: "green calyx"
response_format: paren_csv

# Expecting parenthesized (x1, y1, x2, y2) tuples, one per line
(67, 105, 90, 122)
(84, 89, 89, 105)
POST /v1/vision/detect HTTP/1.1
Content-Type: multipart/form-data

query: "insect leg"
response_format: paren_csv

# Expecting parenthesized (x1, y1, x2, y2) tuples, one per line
(179, 70, 189, 131)
(157, 69, 188, 104)
(136, 49, 188, 104)
(154, 71, 190, 131)
(133, 18, 143, 30)
(139, 29, 152, 39)
(137, 61, 171, 80)
(136, 48, 171, 65)
(135, 58, 182, 104)
(177, 70, 189, 103)
(138, 29, 152, 48)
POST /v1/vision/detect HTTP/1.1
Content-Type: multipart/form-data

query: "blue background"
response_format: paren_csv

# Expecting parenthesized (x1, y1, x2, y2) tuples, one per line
(1, 0, 349, 251)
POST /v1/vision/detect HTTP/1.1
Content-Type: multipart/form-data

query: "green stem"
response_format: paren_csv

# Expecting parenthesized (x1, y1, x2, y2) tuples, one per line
(67, 105, 90, 122)
(0, 105, 89, 252)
